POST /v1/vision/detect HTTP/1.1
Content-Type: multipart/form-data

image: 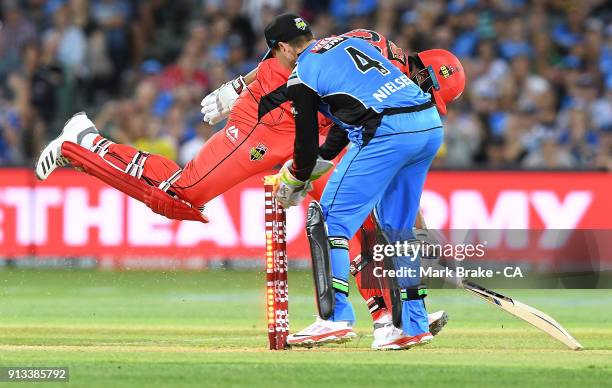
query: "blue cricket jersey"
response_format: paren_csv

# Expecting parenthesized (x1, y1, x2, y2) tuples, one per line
(288, 36, 433, 144)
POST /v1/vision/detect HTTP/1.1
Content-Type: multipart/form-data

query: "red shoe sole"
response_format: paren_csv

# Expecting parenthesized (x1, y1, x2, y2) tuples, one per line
(287, 329, 356, 346)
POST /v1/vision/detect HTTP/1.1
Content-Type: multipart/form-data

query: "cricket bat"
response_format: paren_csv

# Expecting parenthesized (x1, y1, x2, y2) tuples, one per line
(462, 281, 584, 350)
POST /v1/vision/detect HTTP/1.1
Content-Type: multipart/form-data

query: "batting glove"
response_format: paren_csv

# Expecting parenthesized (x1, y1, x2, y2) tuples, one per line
(200, 76, 246, 125)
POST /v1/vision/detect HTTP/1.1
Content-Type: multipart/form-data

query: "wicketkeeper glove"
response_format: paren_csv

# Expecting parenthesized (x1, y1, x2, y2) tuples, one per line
(274, 158, 334, 208)
(274, 160, 307, 208)
(200, 76, 246, 125)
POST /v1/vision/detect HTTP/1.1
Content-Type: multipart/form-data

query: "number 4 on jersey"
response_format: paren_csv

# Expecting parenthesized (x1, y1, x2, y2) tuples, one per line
(345, 46, 390, 76)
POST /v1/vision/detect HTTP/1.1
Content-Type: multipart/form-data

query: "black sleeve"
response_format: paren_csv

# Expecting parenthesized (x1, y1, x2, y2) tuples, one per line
(286, 82, 320, 181)
(319, 124, 349, 160)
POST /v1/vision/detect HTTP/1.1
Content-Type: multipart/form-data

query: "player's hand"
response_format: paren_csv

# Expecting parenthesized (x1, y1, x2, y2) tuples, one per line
(274, 160, 307, 208)
(273, 158, 334, 208)
(200, 76, 246, 125)
(200, 90, 222, 125)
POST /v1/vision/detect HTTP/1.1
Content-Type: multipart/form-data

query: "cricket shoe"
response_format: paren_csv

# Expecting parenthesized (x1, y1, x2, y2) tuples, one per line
(372, 322, 434, 350)
(35, 112, 98, 180)
(287, 317, 357, 348)
(428, 310, 449, 336)
(373, 310, 449, 337)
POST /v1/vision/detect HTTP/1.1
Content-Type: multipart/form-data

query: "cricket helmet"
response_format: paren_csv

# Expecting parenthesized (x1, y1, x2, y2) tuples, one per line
(409, 49, 466, 115)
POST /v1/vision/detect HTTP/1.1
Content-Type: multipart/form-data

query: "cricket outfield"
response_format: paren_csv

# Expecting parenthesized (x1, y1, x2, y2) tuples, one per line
(0, 270, 610, 387)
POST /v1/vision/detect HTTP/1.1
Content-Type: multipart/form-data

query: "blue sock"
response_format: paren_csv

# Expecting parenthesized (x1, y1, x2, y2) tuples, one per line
(329, 246, 355, 324)
(331, 292, 355, 324)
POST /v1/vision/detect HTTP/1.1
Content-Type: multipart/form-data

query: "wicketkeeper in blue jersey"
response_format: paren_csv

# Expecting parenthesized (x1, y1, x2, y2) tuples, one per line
(264, 14, 465, 350)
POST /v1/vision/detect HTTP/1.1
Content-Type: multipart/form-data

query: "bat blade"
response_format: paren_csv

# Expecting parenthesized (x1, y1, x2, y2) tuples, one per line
(463, 281, 583, 350)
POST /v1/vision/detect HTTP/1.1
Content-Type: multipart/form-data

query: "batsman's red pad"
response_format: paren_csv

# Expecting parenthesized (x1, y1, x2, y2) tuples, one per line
(61, 141, 208, 223)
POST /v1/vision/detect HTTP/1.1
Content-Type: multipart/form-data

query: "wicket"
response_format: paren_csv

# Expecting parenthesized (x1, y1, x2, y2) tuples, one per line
(264, 175, 289, 350)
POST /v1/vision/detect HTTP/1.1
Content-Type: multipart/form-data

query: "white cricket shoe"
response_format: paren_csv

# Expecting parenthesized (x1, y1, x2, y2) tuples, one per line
(35, 112, 98, 180)
(287, 317, 356, 348)
(428, 310, 449, 336)
(373, 310, 449, 337)
(372, 322, 434, 350)
(372, 320, 406, 350)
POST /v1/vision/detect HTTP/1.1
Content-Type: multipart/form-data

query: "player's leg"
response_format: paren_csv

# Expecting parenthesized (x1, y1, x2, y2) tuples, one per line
(358, 211, 449, 338)
(371, 126, 444, 350)
(310, 152, 448, 336)
(37, 113, 185, 184)
(36, 112, 206, 221)
(174, 120, 292, 207)
(288, 135, 416, 347)
(36, 112, 290, 221)
(309, 151, 392, 322)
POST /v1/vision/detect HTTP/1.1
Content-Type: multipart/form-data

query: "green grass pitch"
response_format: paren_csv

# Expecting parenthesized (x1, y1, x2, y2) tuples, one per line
(0, 269, 610, 387)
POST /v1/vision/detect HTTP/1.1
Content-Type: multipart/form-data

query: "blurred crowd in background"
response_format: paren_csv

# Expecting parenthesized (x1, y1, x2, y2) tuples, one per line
(0, 0, 611, 169)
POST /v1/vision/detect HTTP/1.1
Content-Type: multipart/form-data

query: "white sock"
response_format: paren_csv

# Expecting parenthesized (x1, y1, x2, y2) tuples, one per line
(79, 133, 98, 150)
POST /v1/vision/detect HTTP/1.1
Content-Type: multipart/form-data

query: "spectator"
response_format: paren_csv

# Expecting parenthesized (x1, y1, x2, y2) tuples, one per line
(85, 29, 114, 104)
(0, 99, 25, 165)
(440, 106, 481, 168)
(0, 1, 37, 78)
(91, 0, 131, 88)
(0, 0, 610, 172)
(180, 124, 213, 166)
(559, 107, 599, 166)
(132, 112, 177, 161)
(523, 134, 576, 169)
(595, 124, 612, 170)
(21, 40, 63, 125)
(158, 43, 208, 91)
(330, 0, 377, 25)
(43, 3, 87, 75)
(591, 80, 612, 130)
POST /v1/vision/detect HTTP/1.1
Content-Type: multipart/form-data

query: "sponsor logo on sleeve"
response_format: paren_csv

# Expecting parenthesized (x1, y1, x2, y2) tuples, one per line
(225, 125, 239, 142)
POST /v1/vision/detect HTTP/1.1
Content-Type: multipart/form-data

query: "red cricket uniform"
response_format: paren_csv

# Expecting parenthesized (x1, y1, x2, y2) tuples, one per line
(175, 58, 333, 206)
(80, 29, 411, 322)
(89, 57, 332, 209)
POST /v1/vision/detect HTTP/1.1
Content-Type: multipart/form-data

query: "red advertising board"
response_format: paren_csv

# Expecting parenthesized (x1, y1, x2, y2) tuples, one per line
(0, 169, 611, 260)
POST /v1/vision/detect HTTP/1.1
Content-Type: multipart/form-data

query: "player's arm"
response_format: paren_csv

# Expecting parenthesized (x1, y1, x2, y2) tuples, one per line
(289, 83, 320, 181)
(273, 74, 322, 208)
(200, 68, 258, 125)
(243, 67, 257, 84)
(319, 124, 349, 161)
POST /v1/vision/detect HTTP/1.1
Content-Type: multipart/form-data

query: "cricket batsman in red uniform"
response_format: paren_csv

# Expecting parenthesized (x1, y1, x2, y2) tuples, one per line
(35, 14, 464, 349)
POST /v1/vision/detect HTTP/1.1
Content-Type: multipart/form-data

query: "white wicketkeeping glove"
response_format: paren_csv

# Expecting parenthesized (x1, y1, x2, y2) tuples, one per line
(200, 76, 246, 125)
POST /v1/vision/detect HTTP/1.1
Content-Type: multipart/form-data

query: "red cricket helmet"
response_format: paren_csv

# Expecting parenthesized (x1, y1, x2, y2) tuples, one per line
(410, 49, 466, 115)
